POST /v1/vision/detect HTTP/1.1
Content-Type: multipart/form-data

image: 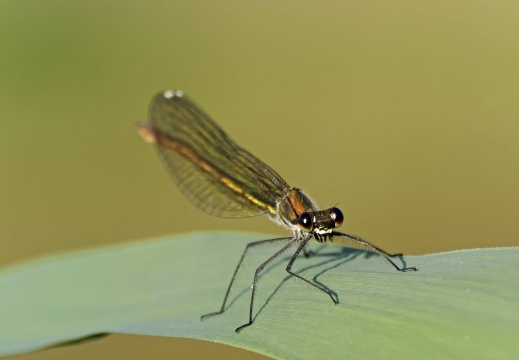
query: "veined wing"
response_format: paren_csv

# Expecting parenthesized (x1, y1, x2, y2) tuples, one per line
(138, 90, 290, 218)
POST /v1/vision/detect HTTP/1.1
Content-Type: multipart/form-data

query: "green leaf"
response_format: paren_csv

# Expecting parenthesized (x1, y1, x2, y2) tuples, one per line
(0, 232, 517, 359)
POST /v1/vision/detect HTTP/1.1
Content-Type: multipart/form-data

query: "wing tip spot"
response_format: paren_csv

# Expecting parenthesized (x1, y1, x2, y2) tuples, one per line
(163, 90, 184, 99)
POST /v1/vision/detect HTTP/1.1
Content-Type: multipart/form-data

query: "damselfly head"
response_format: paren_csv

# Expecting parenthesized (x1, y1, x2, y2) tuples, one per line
(297, 207, 344, 241)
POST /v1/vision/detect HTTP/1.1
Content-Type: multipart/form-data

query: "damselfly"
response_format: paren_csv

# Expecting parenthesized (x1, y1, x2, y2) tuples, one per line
(138, 90, 417, 333)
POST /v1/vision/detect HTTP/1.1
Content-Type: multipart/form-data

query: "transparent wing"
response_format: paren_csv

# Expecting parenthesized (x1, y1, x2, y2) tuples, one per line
(139, 90, 290, 218)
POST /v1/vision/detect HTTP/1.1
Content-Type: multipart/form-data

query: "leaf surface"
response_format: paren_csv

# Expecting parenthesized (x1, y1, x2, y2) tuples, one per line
(0, 232, 517, 359)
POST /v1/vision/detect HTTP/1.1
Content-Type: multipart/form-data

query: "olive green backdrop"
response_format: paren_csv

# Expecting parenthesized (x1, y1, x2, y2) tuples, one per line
(1, 1, 518, 359)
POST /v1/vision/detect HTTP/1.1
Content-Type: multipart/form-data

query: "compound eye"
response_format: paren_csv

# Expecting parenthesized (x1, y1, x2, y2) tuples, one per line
(297, 212, 313, 232)
(330, 207, 344, 228)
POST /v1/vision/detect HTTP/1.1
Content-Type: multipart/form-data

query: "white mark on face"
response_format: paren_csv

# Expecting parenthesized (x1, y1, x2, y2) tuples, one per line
(315, 228, 333, 235)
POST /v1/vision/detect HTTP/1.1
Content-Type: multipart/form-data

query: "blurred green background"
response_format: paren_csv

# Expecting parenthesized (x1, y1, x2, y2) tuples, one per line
(1, 1, 518, 359)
